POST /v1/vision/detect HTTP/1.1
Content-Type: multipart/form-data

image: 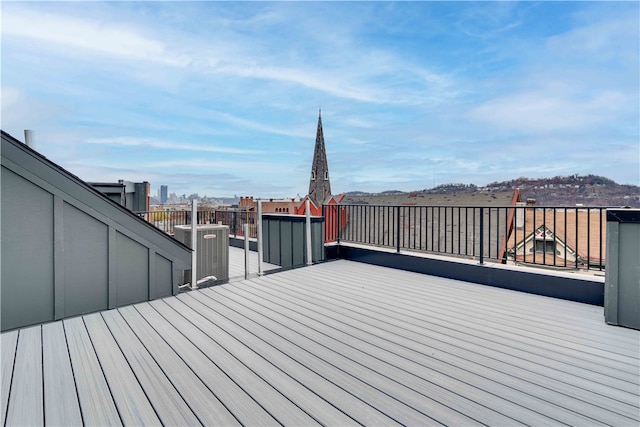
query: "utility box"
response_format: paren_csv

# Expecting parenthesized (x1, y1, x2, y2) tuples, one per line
(262, 214, 324, 268)
(604, 209, 640, 330)
(175, 224, 229, 284)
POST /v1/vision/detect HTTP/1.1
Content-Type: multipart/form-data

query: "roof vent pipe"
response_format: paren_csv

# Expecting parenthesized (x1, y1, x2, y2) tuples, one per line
(24, 130, 35, 149)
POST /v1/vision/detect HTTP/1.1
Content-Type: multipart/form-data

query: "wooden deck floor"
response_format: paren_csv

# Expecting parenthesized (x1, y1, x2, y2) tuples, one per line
(2, 260, 639, 426)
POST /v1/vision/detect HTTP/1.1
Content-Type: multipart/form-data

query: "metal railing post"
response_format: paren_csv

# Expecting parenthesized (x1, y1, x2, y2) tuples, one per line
(232, 211, 237, 236)
(257, 200, 263, 276)
(479, 207, 484, 265)
(191, 200, 198, 290)
(396, 206, 401, 253)
(244, 224, 250, 279)
(306, 199, 313, 266)
(336, 205, 341, 244)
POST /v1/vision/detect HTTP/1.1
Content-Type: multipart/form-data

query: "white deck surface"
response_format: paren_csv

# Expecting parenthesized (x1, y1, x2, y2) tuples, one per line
(2, 260, 639, 426)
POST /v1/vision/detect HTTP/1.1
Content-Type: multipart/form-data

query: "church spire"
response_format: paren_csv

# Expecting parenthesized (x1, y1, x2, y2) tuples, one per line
(308, 109, 331, 206)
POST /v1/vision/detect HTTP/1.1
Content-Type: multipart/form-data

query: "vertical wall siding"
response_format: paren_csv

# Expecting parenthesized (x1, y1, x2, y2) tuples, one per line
(1, 133, 191, 332)
(62, 202, 109, 317)
(1, 168, 55, 330)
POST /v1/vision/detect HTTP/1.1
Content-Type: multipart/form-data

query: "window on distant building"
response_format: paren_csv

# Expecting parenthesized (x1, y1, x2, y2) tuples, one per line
(531, 239, 559, 255)
(324, 171, 329, 180)
(311, 170, 316, 181)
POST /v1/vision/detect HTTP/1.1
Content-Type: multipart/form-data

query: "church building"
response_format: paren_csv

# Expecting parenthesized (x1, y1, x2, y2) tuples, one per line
(307, 109, 332, 207)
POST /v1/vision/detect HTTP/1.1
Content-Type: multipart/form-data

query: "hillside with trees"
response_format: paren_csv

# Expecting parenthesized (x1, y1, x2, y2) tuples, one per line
(346, 175, 639, 207)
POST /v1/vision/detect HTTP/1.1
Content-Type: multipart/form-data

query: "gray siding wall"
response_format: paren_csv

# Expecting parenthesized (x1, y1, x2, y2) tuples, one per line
(1, 133, 191, 331)
(63, 203, 109, 317)
(1, 168, 55, 329)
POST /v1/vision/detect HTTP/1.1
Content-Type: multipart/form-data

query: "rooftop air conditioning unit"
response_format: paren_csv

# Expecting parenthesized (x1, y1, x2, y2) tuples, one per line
(174, 224, 229, 285)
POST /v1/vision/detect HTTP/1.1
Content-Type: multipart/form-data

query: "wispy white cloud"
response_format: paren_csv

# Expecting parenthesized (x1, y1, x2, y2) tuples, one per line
(85, 137, 261, 155)
(1, 7, 184, 66)
(1, 2, 637, 195)
(468, 89, 629, 133)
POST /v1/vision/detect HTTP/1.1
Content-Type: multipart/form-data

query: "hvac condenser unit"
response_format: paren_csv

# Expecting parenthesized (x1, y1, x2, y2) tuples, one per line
(174, 224, 229, 285)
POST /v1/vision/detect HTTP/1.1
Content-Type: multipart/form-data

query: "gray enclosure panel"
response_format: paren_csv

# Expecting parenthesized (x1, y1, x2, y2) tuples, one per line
(1, 168, 54, 329)
(280, 221, 293, 268)
(63, 203, 109, 317)
(116, 232, 149, 306)
(267, 221, 281, 266)
(617, 223, 640, 329)
(155, 254, 173, 299)
(292, 222, 304, 266)
(262, 217, 324, 268)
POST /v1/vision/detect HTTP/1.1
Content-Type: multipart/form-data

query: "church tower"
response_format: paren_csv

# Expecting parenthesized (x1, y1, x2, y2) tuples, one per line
(307, 109, 332, 207)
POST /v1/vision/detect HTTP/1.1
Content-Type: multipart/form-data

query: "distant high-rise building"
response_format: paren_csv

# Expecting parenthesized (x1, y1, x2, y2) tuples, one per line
(160, 185, 168, 204)
(307, 109, 332, 207)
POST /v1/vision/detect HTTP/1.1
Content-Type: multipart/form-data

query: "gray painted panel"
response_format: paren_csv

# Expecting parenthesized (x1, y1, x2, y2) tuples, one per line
(312, 221, 324, 262)
(292, 222, 304, 266)
(281, 221, 293, 267)
(116, 232, 149, 306)
(268, 220, 281, 266)
(154, 254, 172, 299)
(64, 202, 109, 317)
(1, 167, 54, 330)
(616, 223, 640, 329)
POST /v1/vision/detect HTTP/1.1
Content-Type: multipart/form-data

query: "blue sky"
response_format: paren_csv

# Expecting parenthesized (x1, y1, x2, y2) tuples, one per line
(2, 1, 638, 199)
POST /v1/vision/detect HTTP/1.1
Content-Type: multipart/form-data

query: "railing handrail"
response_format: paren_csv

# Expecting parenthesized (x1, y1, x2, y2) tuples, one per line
(323, 203, 609, 271)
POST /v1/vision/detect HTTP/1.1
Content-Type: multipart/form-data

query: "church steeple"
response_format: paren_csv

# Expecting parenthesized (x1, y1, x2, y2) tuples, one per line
(308, 109, 332, 206)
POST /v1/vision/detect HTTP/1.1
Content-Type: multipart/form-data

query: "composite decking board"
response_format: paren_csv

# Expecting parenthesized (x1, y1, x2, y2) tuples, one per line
(117, 305, 241, 426)
(326, 263, 639, 354)
(0, 330, 18, 426)
(225, 280, 627, 426)
(82, 313, 162, 426)
(134, 302, 274, 426)
(186, 290, 451, 427)
(251, 272, 637, 393)
(63, 316, 122, 426)
(303, 262, 635, 351)
(258, 270, 638, 386)
(198, 288, 502, 426)
(262, 274, 637, 404)
(161, 296, 384, 426)
(327, 262, 616, 332)
(228, 246, 279, 280)
(120, 309, 316, 425)
(300, 264, 638, 388)
(99, 310, 202, 426)
(3, 259, 639, 426)
(41, 322, 83, 426)
(220, 281, 640, 423)
(5, 326, 43, 426)
(298, 268, 640, 367)
(238, 274, 637, 418)
(314, 269, 640, 375)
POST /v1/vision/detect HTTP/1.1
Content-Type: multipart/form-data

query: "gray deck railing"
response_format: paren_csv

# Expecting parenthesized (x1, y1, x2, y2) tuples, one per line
(135, 209, 258, 238)
(138, 204, 609, 271)
(325, 204, 607, 271)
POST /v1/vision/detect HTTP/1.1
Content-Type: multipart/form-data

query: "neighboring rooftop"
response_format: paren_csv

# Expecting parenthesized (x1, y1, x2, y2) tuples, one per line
(2, 260, 638, 426)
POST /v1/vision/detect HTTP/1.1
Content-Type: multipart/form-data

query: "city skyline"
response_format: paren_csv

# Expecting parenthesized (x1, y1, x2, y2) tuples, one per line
(2, 2, 638, 198)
